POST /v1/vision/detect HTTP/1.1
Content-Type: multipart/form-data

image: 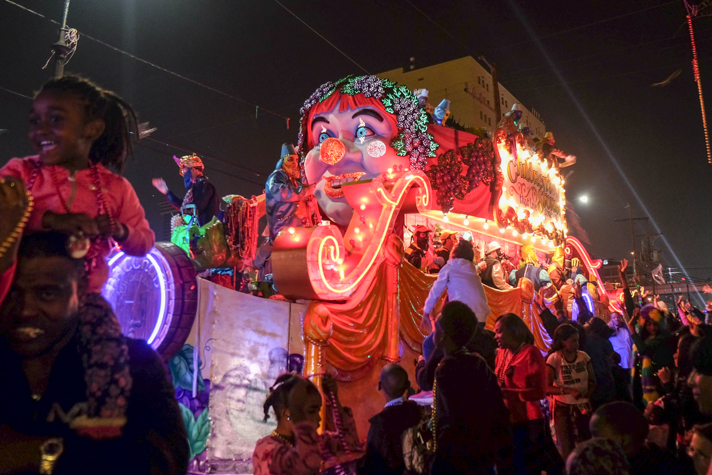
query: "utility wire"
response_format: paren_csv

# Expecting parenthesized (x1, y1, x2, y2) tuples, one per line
(272, 0, 369, 74)
(0, 85, 32, 100)
(491, 1, 679, 52)
(2, 0, 290, 123)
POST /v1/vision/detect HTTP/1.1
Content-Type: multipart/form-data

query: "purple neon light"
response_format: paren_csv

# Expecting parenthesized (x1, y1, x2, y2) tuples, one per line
(105, 247, 170, 347)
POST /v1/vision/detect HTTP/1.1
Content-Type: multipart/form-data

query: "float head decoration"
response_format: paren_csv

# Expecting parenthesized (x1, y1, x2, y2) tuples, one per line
(297, 75, 439, 226)
(520, 244, 538, 265)
(174, 153, 204, 177)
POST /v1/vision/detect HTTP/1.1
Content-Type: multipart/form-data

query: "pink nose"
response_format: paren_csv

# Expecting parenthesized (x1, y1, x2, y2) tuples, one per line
(320, 138, 346, 165)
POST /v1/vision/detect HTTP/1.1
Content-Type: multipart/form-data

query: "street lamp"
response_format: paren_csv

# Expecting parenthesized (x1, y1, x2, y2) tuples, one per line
(579, 195, 589, 203)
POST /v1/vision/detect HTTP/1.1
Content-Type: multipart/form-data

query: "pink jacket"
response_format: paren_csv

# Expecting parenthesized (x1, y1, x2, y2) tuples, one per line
(1, 157, 155, 293)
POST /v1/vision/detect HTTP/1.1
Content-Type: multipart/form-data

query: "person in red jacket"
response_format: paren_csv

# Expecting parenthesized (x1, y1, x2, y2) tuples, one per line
(494, 313, 563, 474)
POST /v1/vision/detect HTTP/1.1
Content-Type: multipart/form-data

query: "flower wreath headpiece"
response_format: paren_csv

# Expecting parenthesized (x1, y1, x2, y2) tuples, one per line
(296, 75, 439, 171)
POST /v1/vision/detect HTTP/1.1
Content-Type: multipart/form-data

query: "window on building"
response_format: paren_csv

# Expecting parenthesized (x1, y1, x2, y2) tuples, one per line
(486, 83, 489, 91)
(488, 117, 492, 126)
(478, 77, 481, 85)
(487, 100, 490, 105)
(480, 111, 483, 120)
(505, 100, 508, 108)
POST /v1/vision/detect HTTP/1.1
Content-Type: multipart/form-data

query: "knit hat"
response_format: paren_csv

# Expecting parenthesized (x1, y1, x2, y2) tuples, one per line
(638, 304, 663, 328)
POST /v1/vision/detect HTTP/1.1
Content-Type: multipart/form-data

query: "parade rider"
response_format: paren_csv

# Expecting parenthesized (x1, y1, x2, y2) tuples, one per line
(509, 244, 551, 291)
(253, 144, 315, 277)
(430, 229, 458, 274)
(480, 241, 513, 290)
(152, 153, 219, 227)
(404, 225, 436, 271)
(536, 132, 576, 170)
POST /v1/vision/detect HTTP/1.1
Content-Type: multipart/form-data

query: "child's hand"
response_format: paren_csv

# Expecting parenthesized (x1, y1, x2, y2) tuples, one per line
(658, 367, 672, 385)
(95, 215, 128, 241)
(43, 211, 99, 237)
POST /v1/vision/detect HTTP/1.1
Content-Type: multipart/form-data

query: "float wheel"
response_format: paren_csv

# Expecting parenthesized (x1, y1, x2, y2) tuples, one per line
(103, 242, 198, 361)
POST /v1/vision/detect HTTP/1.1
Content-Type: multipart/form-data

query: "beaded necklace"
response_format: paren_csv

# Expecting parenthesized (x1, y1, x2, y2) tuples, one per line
(496, 342, 526, 387)
(270, 430, 294, 446)
(28, 161, 116, 272)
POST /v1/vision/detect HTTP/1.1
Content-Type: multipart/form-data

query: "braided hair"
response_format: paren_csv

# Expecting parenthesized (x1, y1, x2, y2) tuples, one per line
(37, 76, 139, 174)
(264, 373, 297, 422)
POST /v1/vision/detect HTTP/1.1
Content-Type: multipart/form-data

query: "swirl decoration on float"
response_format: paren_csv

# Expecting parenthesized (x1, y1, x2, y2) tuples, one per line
(272, 169, 431, 301)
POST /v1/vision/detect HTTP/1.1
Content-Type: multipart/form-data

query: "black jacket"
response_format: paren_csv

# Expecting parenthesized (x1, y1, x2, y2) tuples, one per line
(0, 338, 189, 475)
(358, 400, 422, 475)
(166, 176, 220, 227)
(430, 351, 513, 474)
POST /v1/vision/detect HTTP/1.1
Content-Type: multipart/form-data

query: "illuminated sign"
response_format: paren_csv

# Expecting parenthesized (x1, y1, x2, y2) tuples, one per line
(103, 247, 176, 349)
(497, 141, 567, 243)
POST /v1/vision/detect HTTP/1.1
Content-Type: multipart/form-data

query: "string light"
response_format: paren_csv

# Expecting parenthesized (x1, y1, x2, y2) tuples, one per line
(483, 222, 489, 230)
(443, 214, 449, 223)
(463, 216, 470, 226)
(687, 11, 712, 164)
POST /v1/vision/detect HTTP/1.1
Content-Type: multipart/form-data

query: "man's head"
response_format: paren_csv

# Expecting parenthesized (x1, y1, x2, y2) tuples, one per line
(690, 337, 712, 415)
(174, 153, 204, 189)
(485, 241, 502, 258)
(434, 301, 477, 353)
(0, 232, 87, 359)
(440, 230, 458, 251)
(413, 225, 431, 250)
(378, 363, 409, 402)
(590, 401, 649, 456)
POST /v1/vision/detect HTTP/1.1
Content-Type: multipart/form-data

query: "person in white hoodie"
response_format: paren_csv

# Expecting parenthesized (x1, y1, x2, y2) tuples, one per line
(422, 239, 491, 360)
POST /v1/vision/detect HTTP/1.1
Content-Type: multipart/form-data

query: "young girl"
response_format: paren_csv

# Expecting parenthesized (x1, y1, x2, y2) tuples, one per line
(253, 374, 360, 475)
(546, 324, 596, 458)
(1, 75, 154, 293)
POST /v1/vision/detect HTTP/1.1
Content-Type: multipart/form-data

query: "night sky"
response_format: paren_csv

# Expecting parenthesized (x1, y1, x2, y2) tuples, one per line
(1, 0, 710, 280)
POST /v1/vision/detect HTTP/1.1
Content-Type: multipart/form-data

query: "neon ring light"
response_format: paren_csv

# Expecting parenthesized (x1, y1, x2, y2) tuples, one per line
(102, 243, 196, 356)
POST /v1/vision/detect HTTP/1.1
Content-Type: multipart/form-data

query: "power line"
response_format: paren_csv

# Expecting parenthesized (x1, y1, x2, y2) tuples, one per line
(0, 85, 32, 100)
(134, 140, 265, 188)
(272, 0, 369, 74)
(2, 0, 290, 124)
(491, 1, 679, 52)
(503, 28, 712, 84)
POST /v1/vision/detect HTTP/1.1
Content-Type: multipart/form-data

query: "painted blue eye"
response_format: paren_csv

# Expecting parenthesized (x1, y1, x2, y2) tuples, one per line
(318, 132, 330, 143)
(356, 126, 374, 139)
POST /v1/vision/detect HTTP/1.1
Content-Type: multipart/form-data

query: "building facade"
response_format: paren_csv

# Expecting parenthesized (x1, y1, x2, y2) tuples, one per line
(379, 56, 546, 139)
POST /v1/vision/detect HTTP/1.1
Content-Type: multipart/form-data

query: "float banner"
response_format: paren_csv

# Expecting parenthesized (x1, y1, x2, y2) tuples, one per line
(202, 278, 306, 473)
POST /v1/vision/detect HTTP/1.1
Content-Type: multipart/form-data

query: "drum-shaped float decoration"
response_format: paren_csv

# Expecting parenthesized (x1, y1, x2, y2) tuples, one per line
(102, 242, 197, 359)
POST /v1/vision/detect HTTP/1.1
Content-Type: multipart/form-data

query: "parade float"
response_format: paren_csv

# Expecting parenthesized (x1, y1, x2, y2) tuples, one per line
(102, 74, 610, 472)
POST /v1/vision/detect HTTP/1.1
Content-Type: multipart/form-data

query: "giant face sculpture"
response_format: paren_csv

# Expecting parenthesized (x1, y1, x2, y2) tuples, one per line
(298, 76, 437, 226)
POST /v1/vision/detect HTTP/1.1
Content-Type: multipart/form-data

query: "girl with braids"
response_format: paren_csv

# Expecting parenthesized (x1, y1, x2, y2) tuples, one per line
(1, 75, 154, 294)
(252, 373, 360, 475)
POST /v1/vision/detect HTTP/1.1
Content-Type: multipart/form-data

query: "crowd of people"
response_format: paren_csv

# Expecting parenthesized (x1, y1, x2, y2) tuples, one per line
(1, 73, 712, 475)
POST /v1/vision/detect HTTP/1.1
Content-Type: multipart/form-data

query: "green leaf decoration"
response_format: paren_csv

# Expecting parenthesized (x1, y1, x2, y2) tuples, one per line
(190, 409, 211, 458)
(179, 402, 195, 457)
(169, 344, 206, 392)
